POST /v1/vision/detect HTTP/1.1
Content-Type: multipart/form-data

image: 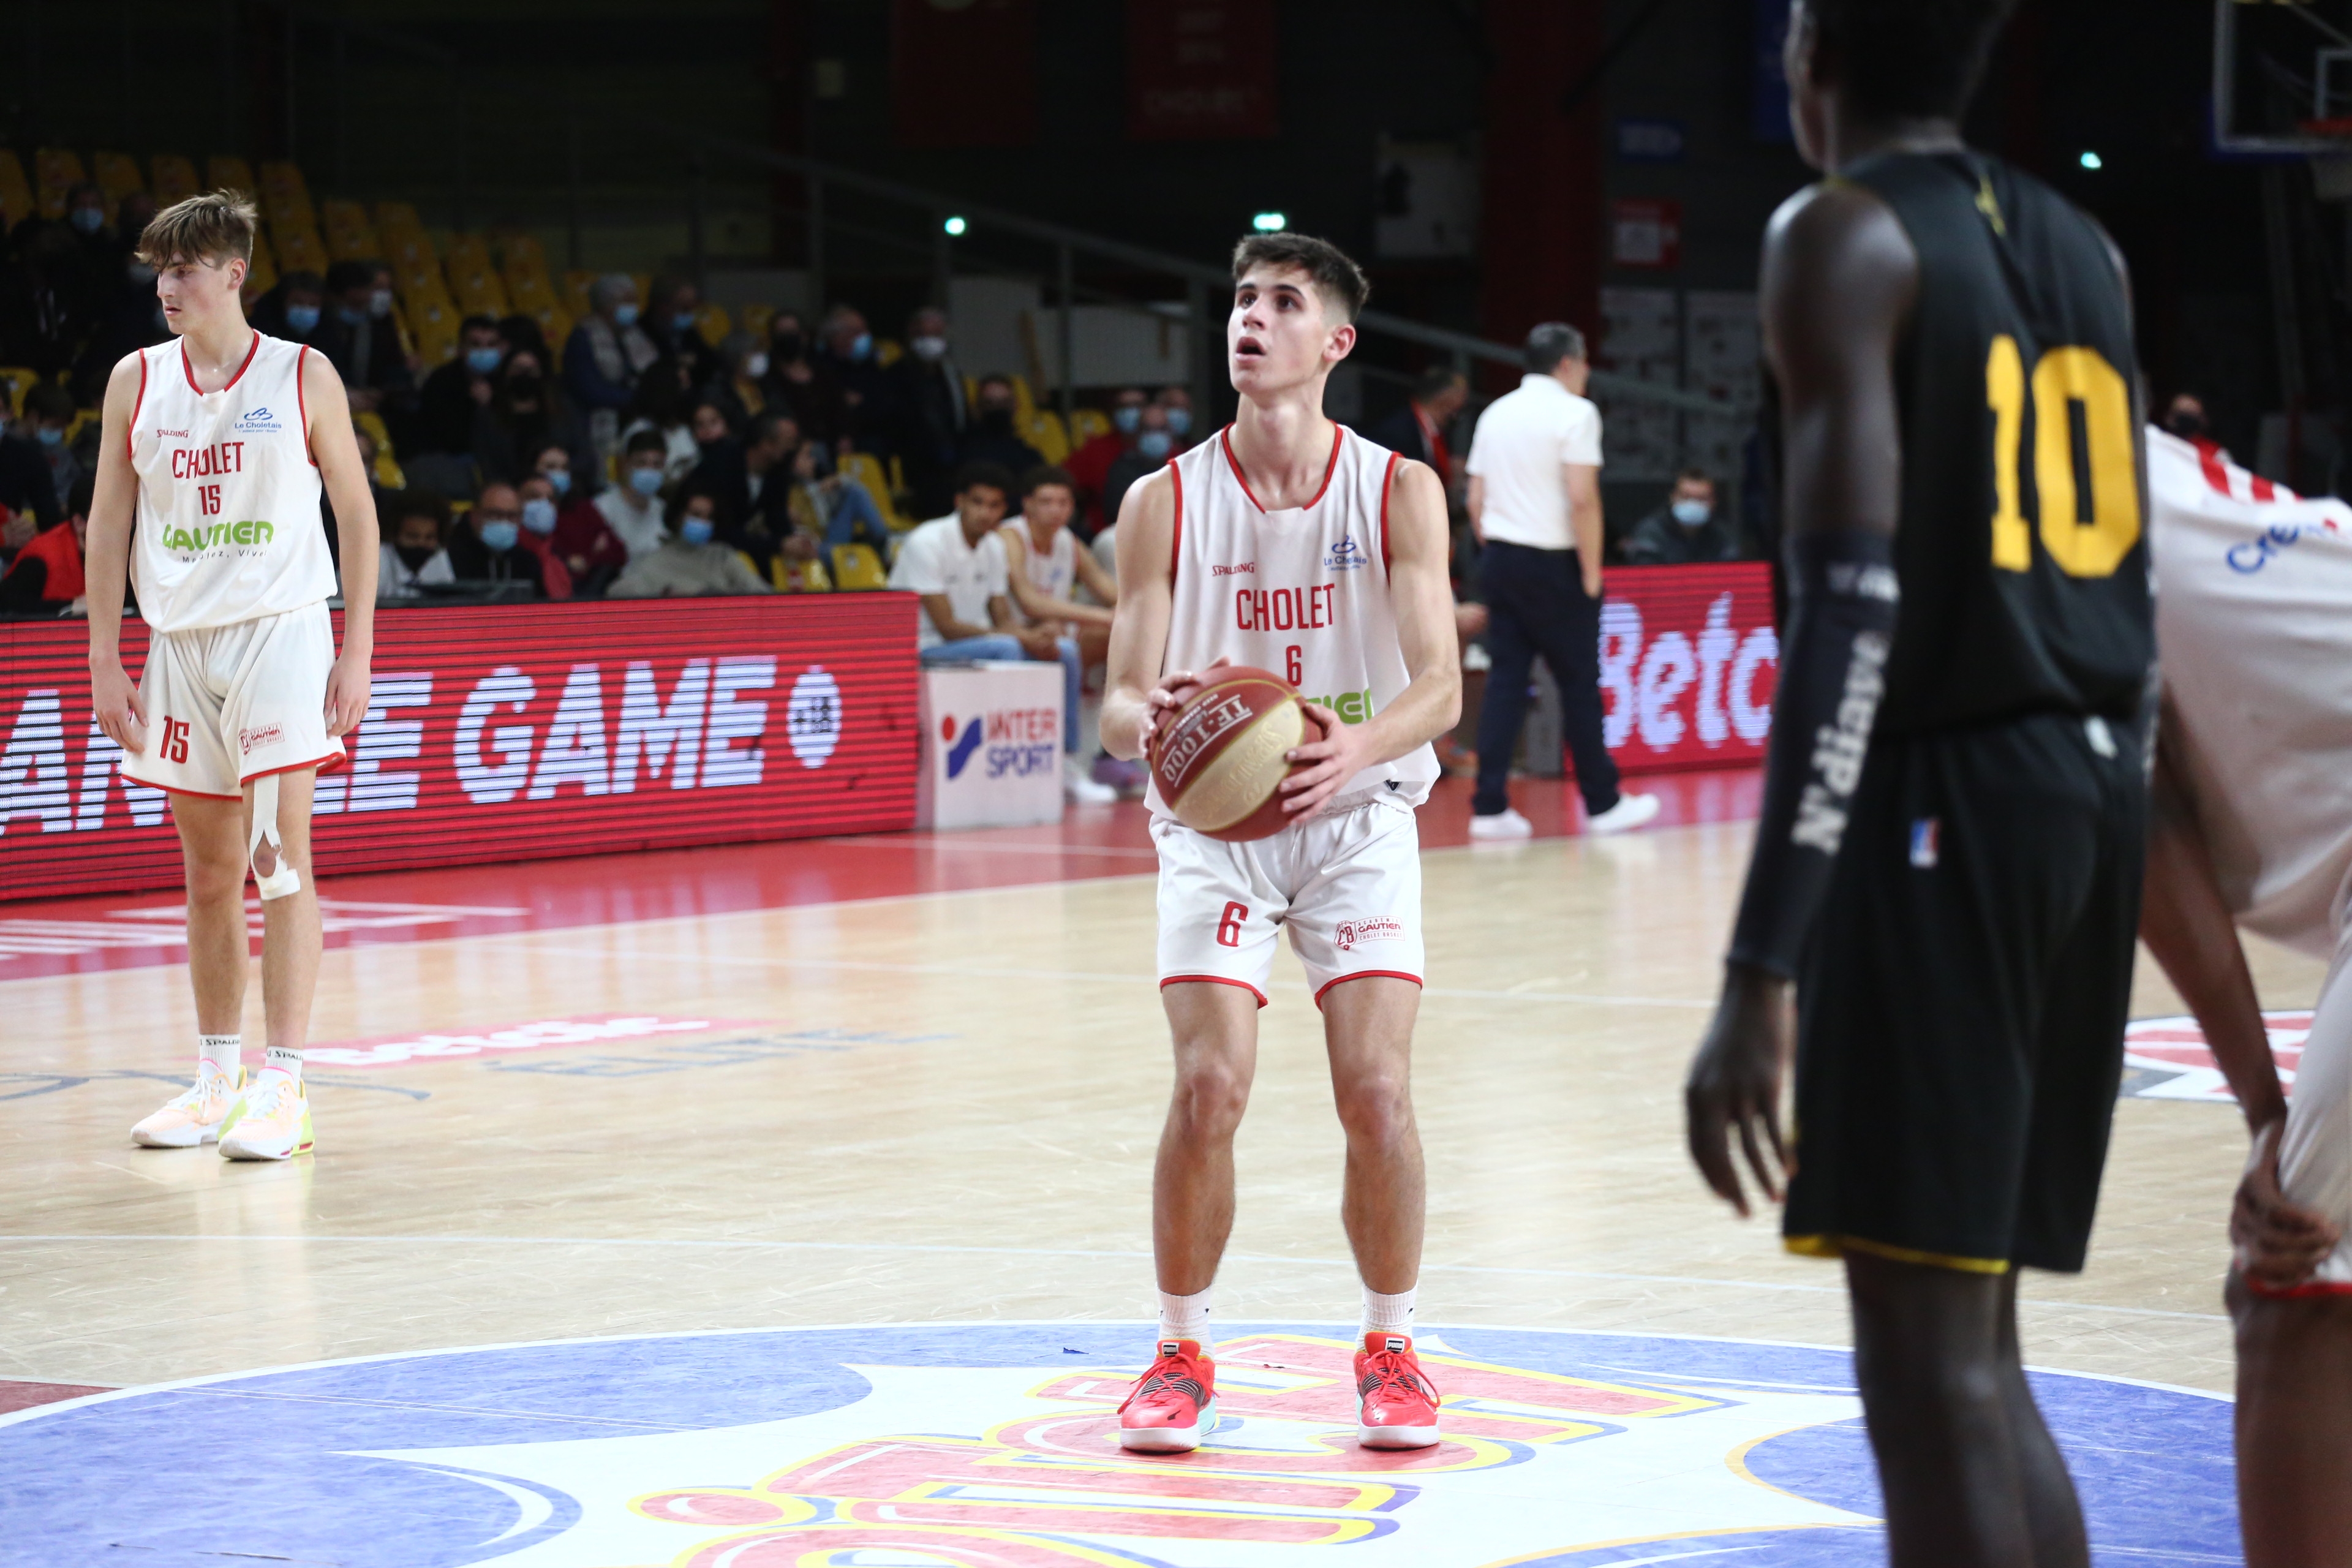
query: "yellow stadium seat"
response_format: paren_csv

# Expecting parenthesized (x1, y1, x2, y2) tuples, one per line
(0, 367, 39, 418)
(274, 224, 329, 279)
(695, 303, 731, 347)
(771, 552, 833, 593)
(243, 231, 277, 302)
(257, 161, 314, 228)
(149, 154, 198, 206)
(1020, 410, 1070, 465)
(0, 153, 32, 230)
(321, 200, 380, 262)
(499, 233, 549, 276)
(1008, 374, 1036, 421)
(443, 234, 509, 315)
(206, 156, 256, 197)
(876, 339, 902, 366)
(406, 295, 461, 366)
(65, 408, 100, 447)
(1068, 407, 1111, 445)
(34, 148, 86, 220)
(830, 543, 889, 590)
(91, 152, 145, 223)
(561, 271, 595, 318)
(839, 453, 913, 532)
(739, 303, 775, 344)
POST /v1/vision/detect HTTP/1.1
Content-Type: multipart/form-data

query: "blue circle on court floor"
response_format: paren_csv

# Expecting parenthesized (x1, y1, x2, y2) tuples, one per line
(0, 1322, 2232, 1567)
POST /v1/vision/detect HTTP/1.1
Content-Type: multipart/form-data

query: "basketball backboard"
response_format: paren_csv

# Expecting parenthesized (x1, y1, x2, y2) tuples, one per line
(2216, 0, 2352, 153)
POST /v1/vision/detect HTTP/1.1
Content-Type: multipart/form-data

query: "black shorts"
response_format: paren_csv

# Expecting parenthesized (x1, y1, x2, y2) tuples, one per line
(1782, 710, 2146, 1275)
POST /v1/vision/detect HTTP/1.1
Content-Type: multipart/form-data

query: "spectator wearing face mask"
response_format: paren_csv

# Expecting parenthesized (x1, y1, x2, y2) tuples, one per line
(565, 273, 660, 459)
(2160, 391, 2234, 464)
(318, 259, 414, 421)
(621, 356, 706, 483)
(377, 491, 458, 600)
(415, 315, 506, 458)
(817, 304, 894, 453)
(957, 374, 1047, 475)
(1099, 403, 1179, 529)
(20, 385, 85, 518)
(0, 472, 94, 614)
(1155, 385, 1199, 451)
(608, 491, 771, 599)
(1065, 386, 1150, 534)
(597, 429, 674, 560)
(52, 184, 116, 323)
(0, 399, 61, 527)
(1622, 469, 1738, 565)
(689, 410, 798, 564)
(706, 331, 771, 429)
(252, 269, 328, 345)
(644, 276, 723, 387)
(760, 311, 846, 448)
(513, 473, 577, 598)
(529, 440, 628, 595)
(447, 482, 560, 598)
(887, 306, 967, 514)
(475, 349, 593, 488)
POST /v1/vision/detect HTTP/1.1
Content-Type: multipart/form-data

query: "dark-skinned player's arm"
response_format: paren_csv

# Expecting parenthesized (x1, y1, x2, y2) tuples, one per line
(85, 352, 150, 755)
(1684, 181, 1916, 1218)
(1279, 459, 1460, 816)
(303, 350, 377, 738)
(2141, 698, 2342, 1289)
(1101, 469, 1200, 763)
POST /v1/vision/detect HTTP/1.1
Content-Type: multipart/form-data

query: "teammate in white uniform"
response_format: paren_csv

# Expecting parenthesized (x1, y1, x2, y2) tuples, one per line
(1099, 234, 1459, 1453)
(999, 463, 1119, 666)
(84, 192, 379, 1162)
(2140, 424, 2352, 1562)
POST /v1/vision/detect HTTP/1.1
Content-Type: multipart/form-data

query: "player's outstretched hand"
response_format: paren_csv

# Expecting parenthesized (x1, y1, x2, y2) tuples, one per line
(1684, 961, 1795, 1218)
(1278, 702, 1364, 817)
(1140, 657, 1229, 754)
(91, 658, 147, 755)
(324, 650, 373, 739)
(2232, 1115, 2342, 1292)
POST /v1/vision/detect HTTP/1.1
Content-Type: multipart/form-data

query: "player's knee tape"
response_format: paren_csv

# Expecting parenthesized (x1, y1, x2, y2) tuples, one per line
(248, 773, 303, 902)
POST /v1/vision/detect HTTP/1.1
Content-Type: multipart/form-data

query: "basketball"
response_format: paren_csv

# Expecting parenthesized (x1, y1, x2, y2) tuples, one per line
(1148, 666, 1313, 842)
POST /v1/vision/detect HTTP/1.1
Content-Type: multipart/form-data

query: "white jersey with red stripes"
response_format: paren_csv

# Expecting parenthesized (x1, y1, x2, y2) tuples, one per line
(1150, 423, 1437, 820)
(2147, 425, 2352, 954)
(127, 331, 337, 633)
(999, 519, 1076, 624)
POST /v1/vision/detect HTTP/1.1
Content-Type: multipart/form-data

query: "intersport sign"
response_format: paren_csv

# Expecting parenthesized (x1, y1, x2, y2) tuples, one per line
(0, 597, 921, 900)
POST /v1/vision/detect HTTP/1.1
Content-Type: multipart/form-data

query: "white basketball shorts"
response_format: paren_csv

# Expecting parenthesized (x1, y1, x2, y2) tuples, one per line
(1153, 794, 1425, 1009)
(2267, 916, 2352, 1295)
(120, 601, 345, 800)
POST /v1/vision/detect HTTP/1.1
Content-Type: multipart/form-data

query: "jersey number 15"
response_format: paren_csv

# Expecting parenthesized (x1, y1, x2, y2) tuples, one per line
(1984, 336, 2139, 579)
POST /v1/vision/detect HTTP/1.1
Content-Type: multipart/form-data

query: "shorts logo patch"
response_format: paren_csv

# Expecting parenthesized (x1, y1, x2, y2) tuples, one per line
(1909, 817, 1939, 869)
(1334, 916, 1404, 952)
(239, 722, 284, 756)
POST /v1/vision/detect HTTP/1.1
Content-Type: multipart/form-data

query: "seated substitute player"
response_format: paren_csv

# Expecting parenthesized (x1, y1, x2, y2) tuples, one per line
(86, 190, 379, 1160)
(1683, 4, 2154, 1564)
(2138, 426, 2351, 1568)
(1099, 233, 1460, 1453)
(1000, 464, 1119, 668)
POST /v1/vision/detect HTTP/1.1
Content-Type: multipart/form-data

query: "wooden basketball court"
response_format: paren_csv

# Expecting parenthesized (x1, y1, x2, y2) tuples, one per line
(0, 775, 2305, 1564)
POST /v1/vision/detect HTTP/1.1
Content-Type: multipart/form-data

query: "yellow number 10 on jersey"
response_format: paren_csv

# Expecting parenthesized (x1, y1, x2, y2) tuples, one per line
(1985, 335, 2140, 577)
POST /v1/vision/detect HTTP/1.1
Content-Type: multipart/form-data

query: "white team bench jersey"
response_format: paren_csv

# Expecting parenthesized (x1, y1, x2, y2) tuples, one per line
(1151, 424, 1438, 821)
(2149, 426, 2352, 955)
(1000, 521, 1077, 624)
(128, 333, 337, 633)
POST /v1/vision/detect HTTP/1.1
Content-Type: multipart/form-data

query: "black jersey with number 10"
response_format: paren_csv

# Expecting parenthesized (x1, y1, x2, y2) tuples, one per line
(1841, 149, 2152, 737)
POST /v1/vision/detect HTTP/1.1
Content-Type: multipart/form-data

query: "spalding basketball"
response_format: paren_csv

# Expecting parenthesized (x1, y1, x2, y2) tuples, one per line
(1148, 666, 1313, 842)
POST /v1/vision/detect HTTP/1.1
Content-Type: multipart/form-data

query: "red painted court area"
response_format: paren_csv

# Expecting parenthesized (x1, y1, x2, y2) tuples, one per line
(0, 772, 1755, 983)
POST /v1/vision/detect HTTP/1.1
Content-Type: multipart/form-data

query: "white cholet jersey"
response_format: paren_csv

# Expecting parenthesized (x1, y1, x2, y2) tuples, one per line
(128, 332, 337, 633)
(1000, 521, 1077, 623)
(1151, 423, 1437, 820)
(2148, 426, 2352, 954)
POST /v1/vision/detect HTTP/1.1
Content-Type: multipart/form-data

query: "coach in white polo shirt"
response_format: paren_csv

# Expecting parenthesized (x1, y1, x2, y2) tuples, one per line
(1463, 322, 1659, 839)
(889, 459, 1115, 803)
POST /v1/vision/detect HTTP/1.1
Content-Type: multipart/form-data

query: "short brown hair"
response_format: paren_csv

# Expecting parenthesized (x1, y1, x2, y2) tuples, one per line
(137, 190, 259, 270)
(1022, 464, 1076, 498)
(1231, 233, 1370, 322)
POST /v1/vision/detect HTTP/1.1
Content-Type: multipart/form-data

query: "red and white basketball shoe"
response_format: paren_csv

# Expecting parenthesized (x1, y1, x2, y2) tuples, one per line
(1355, 1332, 1441, 1449)
(1118, 1338, 1217, 1453)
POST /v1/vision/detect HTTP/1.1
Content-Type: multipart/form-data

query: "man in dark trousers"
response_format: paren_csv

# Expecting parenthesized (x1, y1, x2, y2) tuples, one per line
(1461, 323, 1659, 839)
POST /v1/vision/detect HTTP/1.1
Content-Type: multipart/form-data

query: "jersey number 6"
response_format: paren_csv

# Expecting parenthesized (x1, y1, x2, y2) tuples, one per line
(1985, 335, 2140, 579)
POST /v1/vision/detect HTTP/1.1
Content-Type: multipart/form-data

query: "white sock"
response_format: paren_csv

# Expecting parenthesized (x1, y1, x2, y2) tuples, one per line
(1362, 1285, 1417, 1340)
(255, 1046, 303, 1088)
(1157, 1286, 1213, 1349)
(198, 1035, 240, 1083)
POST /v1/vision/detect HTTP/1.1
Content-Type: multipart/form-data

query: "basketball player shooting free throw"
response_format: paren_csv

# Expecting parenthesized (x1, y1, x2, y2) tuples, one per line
(86, 191, 380, 1161)
(1099, 234, 1460, 1453)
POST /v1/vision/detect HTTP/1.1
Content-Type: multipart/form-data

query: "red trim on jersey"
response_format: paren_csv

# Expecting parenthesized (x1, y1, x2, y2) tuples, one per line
(1218, 423, 1346, 513)
(1313, 970, 1424, 1009)
(1376, 450, 1401, 576)
(1160, 973, 1269, 1008)
(179, 330, 262, 396)
(146, 783, 244, 801)
(2244, 1276, 2352, 1299)
(239, 750, 348, 785)
(1169, 456, 1185, 586)
(2194, 439, 2231, 496)
(295, 344, 318, 467)
(2251, 475, 2279, 502)
(127, 349, 149, 463)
